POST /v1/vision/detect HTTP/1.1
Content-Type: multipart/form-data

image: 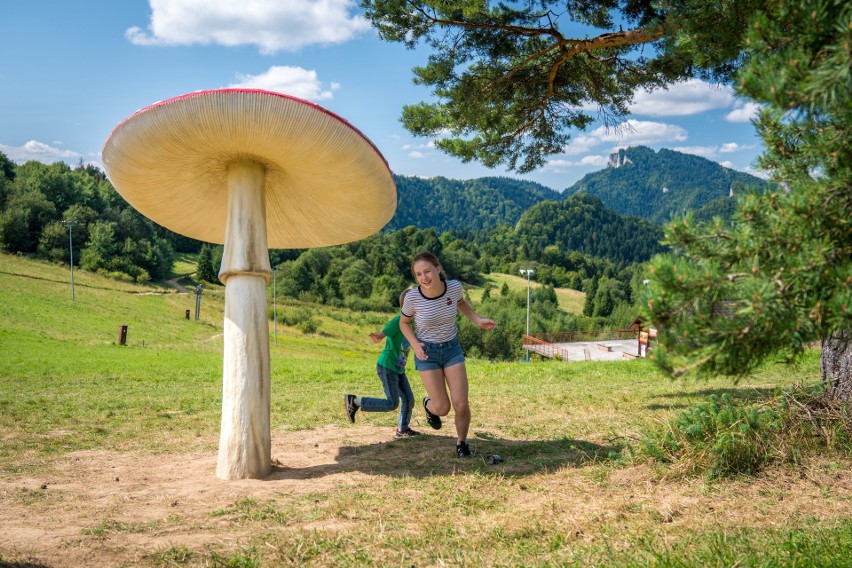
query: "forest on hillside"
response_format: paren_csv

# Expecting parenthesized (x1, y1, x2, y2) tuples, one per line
(1, 152, 657, 360)
(387, 174, 562, 232)
(0, 155, 196, 283)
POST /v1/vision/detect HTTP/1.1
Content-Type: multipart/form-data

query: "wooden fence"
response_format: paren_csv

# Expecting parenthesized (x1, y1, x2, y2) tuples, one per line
(526, 330, 638, 344)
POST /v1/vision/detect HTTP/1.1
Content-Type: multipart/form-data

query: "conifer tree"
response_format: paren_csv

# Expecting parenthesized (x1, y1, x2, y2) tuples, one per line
(643, 0, 851, 395)
(196, 244, 218, 283)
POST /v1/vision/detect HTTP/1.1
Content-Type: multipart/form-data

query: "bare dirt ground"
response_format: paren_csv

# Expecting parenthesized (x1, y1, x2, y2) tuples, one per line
(165, 276, 191, 294)
(2, 426, 850, 567)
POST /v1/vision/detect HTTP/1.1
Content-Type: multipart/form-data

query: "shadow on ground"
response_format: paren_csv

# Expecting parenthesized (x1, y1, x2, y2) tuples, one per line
(267, 433, 622, 481)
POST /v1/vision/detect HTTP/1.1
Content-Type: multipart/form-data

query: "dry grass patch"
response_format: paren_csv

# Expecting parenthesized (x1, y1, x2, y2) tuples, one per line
(2, 426, 850, 567)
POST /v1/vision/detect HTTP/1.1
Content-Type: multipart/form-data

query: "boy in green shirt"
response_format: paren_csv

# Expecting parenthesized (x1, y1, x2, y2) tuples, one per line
(345, 290, 420, 438)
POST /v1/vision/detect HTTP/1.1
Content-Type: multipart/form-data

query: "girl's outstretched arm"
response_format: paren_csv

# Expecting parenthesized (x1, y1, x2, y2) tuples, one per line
(458, 298, 496, 331)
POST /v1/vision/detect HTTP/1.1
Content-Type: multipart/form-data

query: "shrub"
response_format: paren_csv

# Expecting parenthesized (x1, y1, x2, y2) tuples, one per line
(639, 385, 851, 479)
(296, 318, 318, 334)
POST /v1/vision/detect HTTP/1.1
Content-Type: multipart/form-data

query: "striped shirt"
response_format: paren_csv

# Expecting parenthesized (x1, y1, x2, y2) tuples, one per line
(401, 280, 464, 343)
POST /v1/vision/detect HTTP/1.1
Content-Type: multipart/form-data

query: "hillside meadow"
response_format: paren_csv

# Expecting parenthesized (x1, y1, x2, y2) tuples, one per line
(466, 272, 586, 315)
(1, 253, 850, 567)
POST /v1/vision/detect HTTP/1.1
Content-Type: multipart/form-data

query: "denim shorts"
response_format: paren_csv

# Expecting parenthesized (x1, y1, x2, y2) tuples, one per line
(414, 336, 465, 371)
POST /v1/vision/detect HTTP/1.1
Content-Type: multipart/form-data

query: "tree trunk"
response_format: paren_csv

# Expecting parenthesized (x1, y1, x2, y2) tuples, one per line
(821, 331, 852, 401)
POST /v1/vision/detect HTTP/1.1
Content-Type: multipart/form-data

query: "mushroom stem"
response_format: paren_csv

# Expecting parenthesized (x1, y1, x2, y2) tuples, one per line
(216, 161, 272, 480)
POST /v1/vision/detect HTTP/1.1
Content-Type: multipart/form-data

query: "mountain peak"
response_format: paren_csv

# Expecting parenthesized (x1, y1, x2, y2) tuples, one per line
(570, 146, 771, 223)
(607, 149, 634, 168)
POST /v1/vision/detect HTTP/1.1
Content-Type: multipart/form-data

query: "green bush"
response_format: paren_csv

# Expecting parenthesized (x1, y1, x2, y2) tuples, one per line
(296, 318, 318, 334)
(279, 307, 312, 327)
(640, 386, 851, 478)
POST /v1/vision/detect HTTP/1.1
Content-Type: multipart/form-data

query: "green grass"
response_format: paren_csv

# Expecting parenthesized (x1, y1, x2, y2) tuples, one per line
(0, 252, 849, 567)
(170, 252, 199, 279)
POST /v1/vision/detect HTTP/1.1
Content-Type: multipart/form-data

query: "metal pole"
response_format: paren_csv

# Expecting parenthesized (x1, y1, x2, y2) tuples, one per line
(195, 284, 203, 320)
(66, 221, 75, 300)
(273, 266, 277, 345)
(520, 269, 534, 361)
(526, 272, 531, 337)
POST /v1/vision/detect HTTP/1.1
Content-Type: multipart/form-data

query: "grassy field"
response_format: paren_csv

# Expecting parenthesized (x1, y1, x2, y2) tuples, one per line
(1, 253, 850, 567)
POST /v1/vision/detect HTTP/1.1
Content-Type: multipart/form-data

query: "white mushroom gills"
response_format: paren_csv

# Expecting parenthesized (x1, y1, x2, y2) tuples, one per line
(217, 161, 272, 480)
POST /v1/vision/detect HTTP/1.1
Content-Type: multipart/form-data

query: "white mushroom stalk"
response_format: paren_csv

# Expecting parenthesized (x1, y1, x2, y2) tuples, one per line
(218, 162, 272, 479)
(102, 90, 396, 480)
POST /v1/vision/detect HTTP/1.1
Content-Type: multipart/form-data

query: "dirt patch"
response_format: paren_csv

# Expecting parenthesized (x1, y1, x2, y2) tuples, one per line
(1, 426, 850, 566)
(0, 426, 405, 566)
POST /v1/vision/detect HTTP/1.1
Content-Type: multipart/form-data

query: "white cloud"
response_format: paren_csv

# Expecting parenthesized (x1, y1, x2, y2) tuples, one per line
(402, 141, 434, 151)
(672, 145, 719, 159)
(544, 154, 608, 171)
(228, 66, 338, 100)
(545, 159, 572, 168)
(577, 154, 608, 167)
(719, 160, 734, 168)
(630, 79, 735, 117)
(672, 142, 759, 161)
(126, 0, 370, 54)
(0, 140, 81, 164)
(562, 134, 601, 155)
(564, 119, 687, 154)
(719, 142, 755, 153)
(408, 151, 426, 158)
(596, 119, 688, 147)
(726, 102, 761, 123)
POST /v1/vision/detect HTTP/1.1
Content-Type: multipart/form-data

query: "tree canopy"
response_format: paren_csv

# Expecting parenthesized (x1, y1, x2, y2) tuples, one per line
(361, 0, 764, 171)
(0, 159, 194, 282)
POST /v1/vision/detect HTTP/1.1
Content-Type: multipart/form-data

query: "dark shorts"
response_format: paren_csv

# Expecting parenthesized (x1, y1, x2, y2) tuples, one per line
(414, 336, 465, 371)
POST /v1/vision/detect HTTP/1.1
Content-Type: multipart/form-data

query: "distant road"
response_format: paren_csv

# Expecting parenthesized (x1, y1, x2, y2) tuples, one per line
(166, 274, 192, 293)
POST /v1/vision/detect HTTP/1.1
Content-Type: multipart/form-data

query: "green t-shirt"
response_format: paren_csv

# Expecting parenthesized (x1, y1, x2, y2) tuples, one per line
(377, 314, 410, 373)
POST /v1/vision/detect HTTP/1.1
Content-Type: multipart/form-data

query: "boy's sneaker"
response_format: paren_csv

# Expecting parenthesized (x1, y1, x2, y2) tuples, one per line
(456, 441, 472, 458)
(344, 394, 358, 423)
(423, 397, 442, 430)
(395, 428, 421, 438)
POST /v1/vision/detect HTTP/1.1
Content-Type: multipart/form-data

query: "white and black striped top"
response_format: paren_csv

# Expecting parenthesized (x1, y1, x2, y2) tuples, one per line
(401, 279, 464, 343)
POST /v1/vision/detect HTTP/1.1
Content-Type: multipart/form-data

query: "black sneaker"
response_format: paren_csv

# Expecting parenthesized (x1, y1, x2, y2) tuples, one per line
(456, 441, 472, 458)
(395, 428, 421, 438)
(423, 397, 442, 430)
(344, 394, 358, 423)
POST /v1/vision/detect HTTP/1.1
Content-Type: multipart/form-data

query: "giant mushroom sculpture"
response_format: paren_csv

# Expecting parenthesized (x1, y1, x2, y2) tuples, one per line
(102, 89, 396, 480)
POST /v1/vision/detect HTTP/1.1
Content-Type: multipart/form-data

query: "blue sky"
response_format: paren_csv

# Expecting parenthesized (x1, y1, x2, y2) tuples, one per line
(0, 0, 765, 192)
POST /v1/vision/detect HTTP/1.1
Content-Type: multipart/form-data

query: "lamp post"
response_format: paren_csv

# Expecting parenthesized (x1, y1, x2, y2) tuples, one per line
(65, 220, 76, 300)
(194, 283, 203, 320)
(519, 268, 535, 360)
(272, 265, 278, 345)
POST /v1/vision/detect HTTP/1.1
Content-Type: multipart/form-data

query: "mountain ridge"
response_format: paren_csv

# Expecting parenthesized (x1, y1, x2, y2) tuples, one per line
(568, 146, 771, 223)
(389, 146, 770, 232)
